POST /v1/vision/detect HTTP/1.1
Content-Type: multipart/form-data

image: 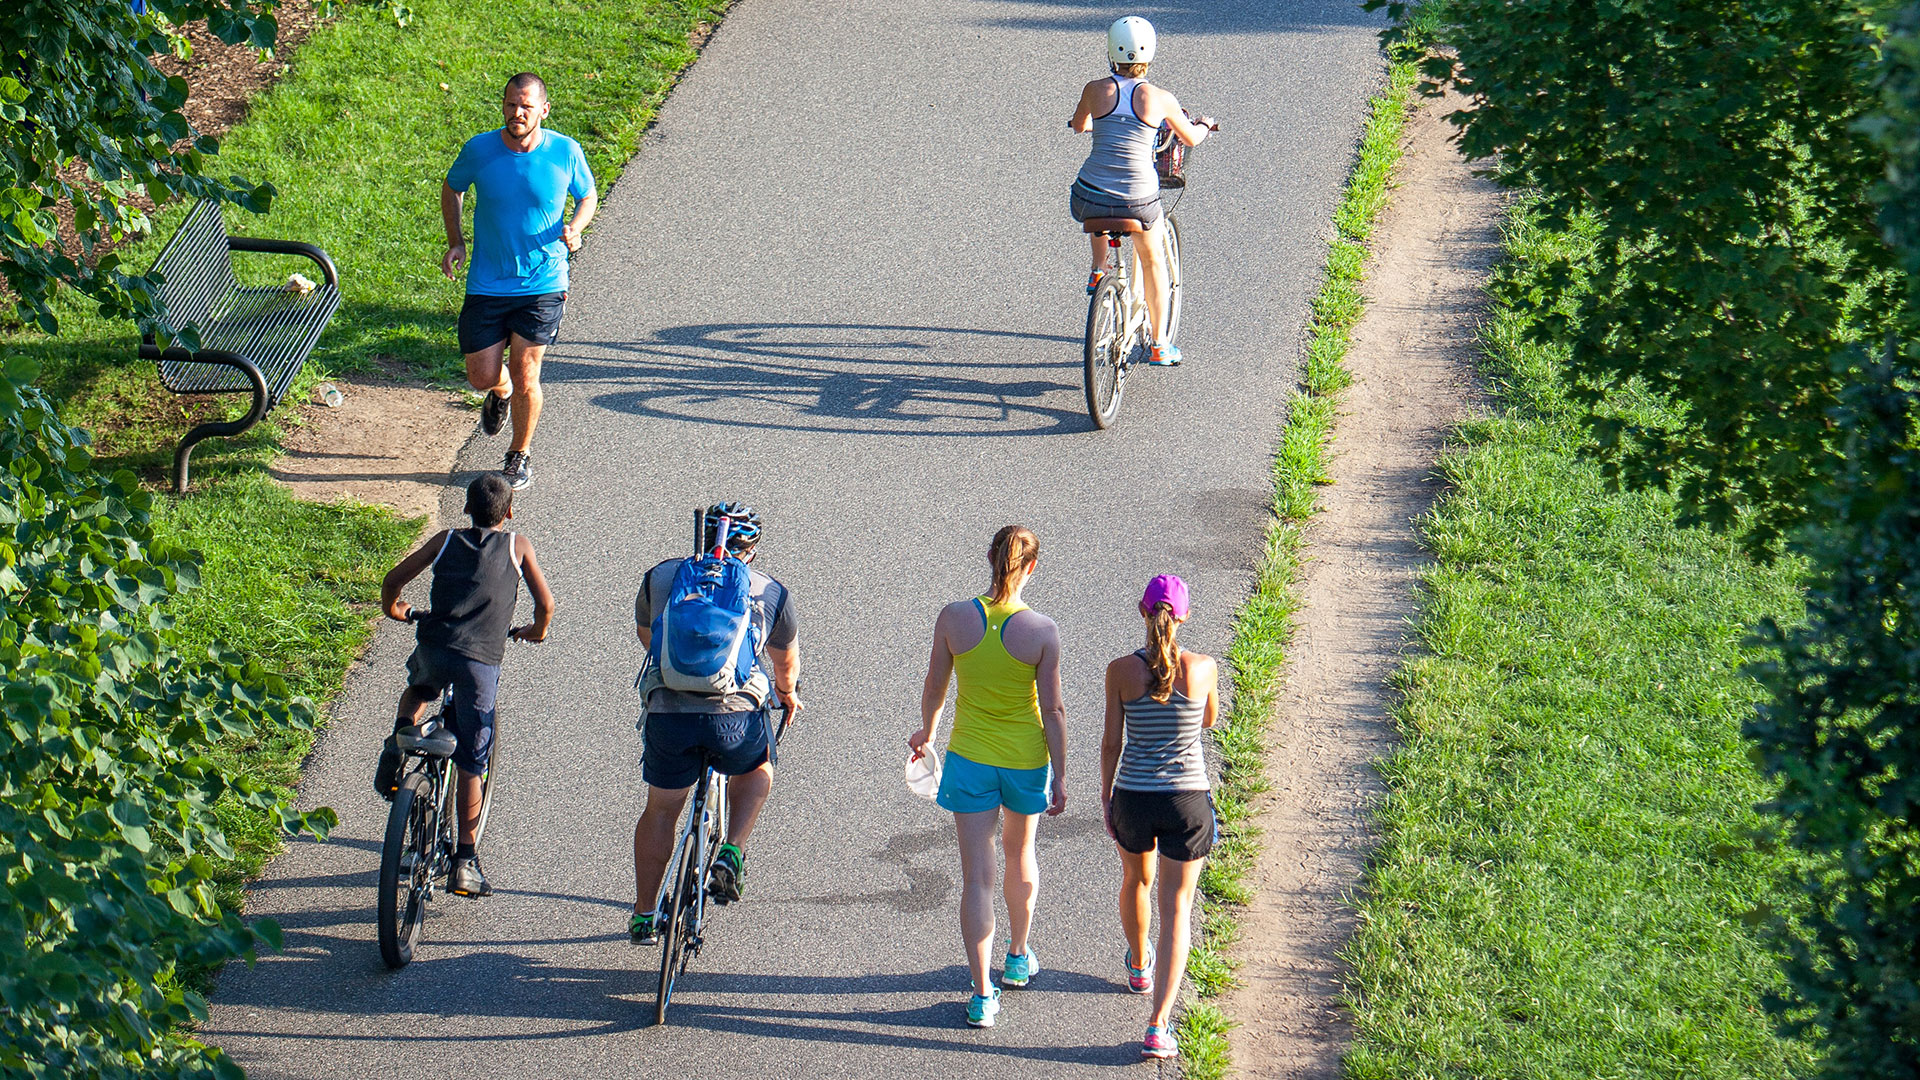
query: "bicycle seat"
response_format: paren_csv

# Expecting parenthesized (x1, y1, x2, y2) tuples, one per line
(1083, 217, 1147, 235)
(395, 720, 458, 759)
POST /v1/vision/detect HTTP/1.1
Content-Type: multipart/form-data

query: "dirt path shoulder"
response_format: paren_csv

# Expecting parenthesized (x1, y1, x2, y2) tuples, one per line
(1222, 92, 1502, 1077)
(273, 381, 474, 526)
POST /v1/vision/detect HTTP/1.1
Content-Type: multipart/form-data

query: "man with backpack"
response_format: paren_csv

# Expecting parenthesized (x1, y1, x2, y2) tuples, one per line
(629, 502, 802, 944)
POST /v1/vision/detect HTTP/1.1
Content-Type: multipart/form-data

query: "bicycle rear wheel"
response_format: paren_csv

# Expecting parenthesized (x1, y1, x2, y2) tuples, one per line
(654, 836, 701, 1025)
(1163, 215, 1184, 346)
(377, 773, 433, 969)
(1084, 275, 1129, 429)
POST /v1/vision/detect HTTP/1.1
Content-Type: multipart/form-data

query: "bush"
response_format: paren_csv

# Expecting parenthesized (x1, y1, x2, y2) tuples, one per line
(0, 355, 333, 1079)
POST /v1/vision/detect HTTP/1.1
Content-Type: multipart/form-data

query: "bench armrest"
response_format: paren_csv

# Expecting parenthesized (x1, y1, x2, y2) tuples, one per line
(226, 236, 340, 288)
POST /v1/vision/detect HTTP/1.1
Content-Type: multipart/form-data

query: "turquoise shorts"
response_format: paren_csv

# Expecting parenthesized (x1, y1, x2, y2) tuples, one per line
(937, 751, 1051, 816)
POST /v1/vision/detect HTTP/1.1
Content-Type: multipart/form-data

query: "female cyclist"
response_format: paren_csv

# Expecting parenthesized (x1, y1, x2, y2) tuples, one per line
(1100, 573, 1219, 1060)
(909, 525, 1067, 1029)
(1069, 16, 1214, 367)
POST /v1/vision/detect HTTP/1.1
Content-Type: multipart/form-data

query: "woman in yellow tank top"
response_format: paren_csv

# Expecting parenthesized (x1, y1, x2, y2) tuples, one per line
(909, 525, 1067, 1029)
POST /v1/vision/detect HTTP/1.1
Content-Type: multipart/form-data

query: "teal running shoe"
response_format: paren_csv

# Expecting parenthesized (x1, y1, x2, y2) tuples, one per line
(966, 987, 1002, 1028)
(1002, 950, 1039, 988)
(1142, 1024, 1179, 1059)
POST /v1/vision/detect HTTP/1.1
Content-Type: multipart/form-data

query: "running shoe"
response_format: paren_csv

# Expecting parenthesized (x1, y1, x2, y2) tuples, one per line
(502, 450, 531, 491)
(1147, 343, 1183, 367)
(480, 389, 509, 435)
(1086, 269, 1107, 295)
(448, 855, 492, 898)
(373, 735, 402, 799)
(1002, 949, 1039, 988)
(629, 910, 659, 945)
(966, 987, 1002, 1028)
(710, 843, 745, 903)
(1125, 944, 1155, 994)
(1142, 1025, 1179, 1060)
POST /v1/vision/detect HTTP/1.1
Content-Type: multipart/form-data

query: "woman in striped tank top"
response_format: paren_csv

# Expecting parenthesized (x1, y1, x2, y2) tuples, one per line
(1100, 573, 1218, 1060)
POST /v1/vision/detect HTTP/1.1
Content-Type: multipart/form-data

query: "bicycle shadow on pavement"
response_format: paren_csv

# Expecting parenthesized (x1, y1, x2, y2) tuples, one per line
(553, 321, 1098, 437)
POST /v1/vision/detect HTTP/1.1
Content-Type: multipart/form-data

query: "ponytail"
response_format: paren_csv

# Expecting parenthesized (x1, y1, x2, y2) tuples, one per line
(987, 525, 1040, 604)
(1145, 601, 1179, 703)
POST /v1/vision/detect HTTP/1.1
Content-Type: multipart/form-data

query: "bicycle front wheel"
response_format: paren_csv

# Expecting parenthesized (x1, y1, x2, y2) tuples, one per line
(377, 773, 432, 969)
(474, 721, 501, 845)
(1163, 215, 1184, 346)
(1084, 276, 1129, 429)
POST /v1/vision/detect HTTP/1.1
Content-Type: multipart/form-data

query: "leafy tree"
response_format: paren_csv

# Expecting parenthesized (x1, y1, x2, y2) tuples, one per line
(0, 354, 334, 1079)
(1371, 0, 1920, 1071)
(1, 0, 281, 337)
(1377, 0, 1910, 550)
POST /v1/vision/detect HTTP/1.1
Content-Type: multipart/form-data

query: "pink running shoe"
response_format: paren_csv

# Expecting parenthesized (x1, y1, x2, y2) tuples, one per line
(1125, 945, 1154, 994)
(1142, 1025, 1179, 1059)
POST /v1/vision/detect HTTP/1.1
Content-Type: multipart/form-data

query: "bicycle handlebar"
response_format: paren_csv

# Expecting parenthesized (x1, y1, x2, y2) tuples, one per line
(401, 609, 543, 642)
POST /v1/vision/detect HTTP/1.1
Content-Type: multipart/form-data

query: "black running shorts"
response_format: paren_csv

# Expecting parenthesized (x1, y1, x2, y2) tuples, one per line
(457, 290, 567, 354)
(1109, 787, 1216, 861)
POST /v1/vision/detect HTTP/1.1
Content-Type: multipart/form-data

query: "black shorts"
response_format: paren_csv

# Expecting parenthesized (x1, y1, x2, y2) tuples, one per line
(404, 644, 499, 773)
(457, 291, 567, 354)
(642, 709, 772, 790)
(1070, 179, 1164, 228)
(1110, 787, 1215, 861)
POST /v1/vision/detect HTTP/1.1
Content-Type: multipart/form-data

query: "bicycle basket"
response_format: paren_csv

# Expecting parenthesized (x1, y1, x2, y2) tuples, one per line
(1155, 125, 1188, 190)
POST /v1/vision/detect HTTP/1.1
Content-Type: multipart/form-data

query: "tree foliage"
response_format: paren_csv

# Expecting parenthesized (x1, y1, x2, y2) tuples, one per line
(1, 0, 281, 338)
(1371, 0, 1920, 1072)
(0, 355, 334, 1079)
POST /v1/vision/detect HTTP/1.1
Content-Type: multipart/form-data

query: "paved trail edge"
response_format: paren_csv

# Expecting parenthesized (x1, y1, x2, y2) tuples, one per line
(1215, 89, 1499, 1079)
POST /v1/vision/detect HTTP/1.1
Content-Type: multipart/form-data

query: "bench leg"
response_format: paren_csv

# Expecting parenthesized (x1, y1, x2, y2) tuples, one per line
(172, 368, 270, 494)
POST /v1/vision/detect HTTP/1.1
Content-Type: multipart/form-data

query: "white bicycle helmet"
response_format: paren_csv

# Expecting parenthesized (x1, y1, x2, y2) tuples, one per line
(1108, 16, 1156, 66)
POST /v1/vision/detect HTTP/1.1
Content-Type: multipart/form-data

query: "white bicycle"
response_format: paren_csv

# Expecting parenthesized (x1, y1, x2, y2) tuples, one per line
(1080, 112, 1217, 430)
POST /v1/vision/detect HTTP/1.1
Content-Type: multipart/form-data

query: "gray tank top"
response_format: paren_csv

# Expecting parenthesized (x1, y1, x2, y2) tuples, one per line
(1115, 652, 1210, 793)
(1076, 76, 1160, 203)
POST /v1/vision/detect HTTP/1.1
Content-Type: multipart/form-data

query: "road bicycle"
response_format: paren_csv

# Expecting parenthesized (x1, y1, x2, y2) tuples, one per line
(1081, 113, 1218, 429)
(650, 700, 790, 1025)
(376, 616, 516, 970)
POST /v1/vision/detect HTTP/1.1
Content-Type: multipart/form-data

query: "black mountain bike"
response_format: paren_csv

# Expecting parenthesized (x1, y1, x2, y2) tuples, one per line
(651, 703, 790, 1025)
(376, 618, 508, 970)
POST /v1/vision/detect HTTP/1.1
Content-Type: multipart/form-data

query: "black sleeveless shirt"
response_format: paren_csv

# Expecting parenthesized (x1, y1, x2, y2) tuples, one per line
(417, 528, 520, 665)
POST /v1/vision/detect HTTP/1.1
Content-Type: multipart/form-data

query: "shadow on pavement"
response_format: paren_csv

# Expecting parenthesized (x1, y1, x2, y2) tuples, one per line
(975, 0, 1380, 35)
(553, 321, 1093, 437)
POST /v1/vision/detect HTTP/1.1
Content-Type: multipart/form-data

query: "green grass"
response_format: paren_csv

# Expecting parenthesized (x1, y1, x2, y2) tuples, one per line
(1172, 56, 1420, 1079)
(0, 0, 731, 904)
(1339, 211, 1822, 1079)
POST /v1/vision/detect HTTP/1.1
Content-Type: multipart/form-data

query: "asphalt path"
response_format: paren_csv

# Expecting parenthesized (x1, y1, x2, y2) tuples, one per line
(206, 1, 1384, 1075)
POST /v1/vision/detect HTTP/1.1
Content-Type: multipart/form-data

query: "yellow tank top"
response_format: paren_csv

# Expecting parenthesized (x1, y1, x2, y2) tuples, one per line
(947, 596, 1048, 770)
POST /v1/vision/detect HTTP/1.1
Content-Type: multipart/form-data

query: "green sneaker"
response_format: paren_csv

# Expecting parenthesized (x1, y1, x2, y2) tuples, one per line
(966, 987, 1002, 1028)
(710, 843, 744, 903)
(629, 910, 658, 945)
(1002, 949, 1039, 988)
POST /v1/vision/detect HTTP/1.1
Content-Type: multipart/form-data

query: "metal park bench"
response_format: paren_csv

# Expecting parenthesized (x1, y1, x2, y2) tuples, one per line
(140, 198, 341, 492)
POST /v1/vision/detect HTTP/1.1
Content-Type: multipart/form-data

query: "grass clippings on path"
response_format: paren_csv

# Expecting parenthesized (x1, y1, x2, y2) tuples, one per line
(1172, 56, 1420, 1080)
(1339, 211, 1821, 1079)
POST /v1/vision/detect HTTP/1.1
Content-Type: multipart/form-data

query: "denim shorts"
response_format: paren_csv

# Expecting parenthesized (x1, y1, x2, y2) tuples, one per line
(404, 644, 498, 774)
(1069, 178, 1163, 227)
(936, 751, 1052, 816)
(642, 709, 771, 790)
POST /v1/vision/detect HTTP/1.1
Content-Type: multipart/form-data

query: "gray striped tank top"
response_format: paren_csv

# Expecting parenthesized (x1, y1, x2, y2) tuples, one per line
(1115, 665, 1209, 793)
(1076, 76, 1160, 203)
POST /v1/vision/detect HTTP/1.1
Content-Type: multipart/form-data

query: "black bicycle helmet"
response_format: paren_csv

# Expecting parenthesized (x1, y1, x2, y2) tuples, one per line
(703, 501, 763, 553)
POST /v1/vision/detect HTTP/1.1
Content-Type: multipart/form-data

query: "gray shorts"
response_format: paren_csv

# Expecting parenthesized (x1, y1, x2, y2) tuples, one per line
(1070, 179, 1163, 227)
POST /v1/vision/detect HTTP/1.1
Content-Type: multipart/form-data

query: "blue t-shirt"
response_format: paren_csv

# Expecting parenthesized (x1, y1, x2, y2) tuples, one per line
(445, 128, 595, 297)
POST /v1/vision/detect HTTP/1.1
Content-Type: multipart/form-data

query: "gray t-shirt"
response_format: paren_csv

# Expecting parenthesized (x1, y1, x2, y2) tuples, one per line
(636, 558, 798, 714)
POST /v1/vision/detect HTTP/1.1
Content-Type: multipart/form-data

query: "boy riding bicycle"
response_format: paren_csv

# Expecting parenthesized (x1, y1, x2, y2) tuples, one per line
(629, 502, 803, 943)
(375, 473, 555, 898)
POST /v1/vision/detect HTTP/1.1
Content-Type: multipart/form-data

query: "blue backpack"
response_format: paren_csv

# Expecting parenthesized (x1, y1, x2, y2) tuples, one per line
(651, 552, 766, 700)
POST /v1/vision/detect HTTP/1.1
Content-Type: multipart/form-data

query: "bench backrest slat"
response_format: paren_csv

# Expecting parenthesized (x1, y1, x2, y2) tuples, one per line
(150, 200, 240, 339)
